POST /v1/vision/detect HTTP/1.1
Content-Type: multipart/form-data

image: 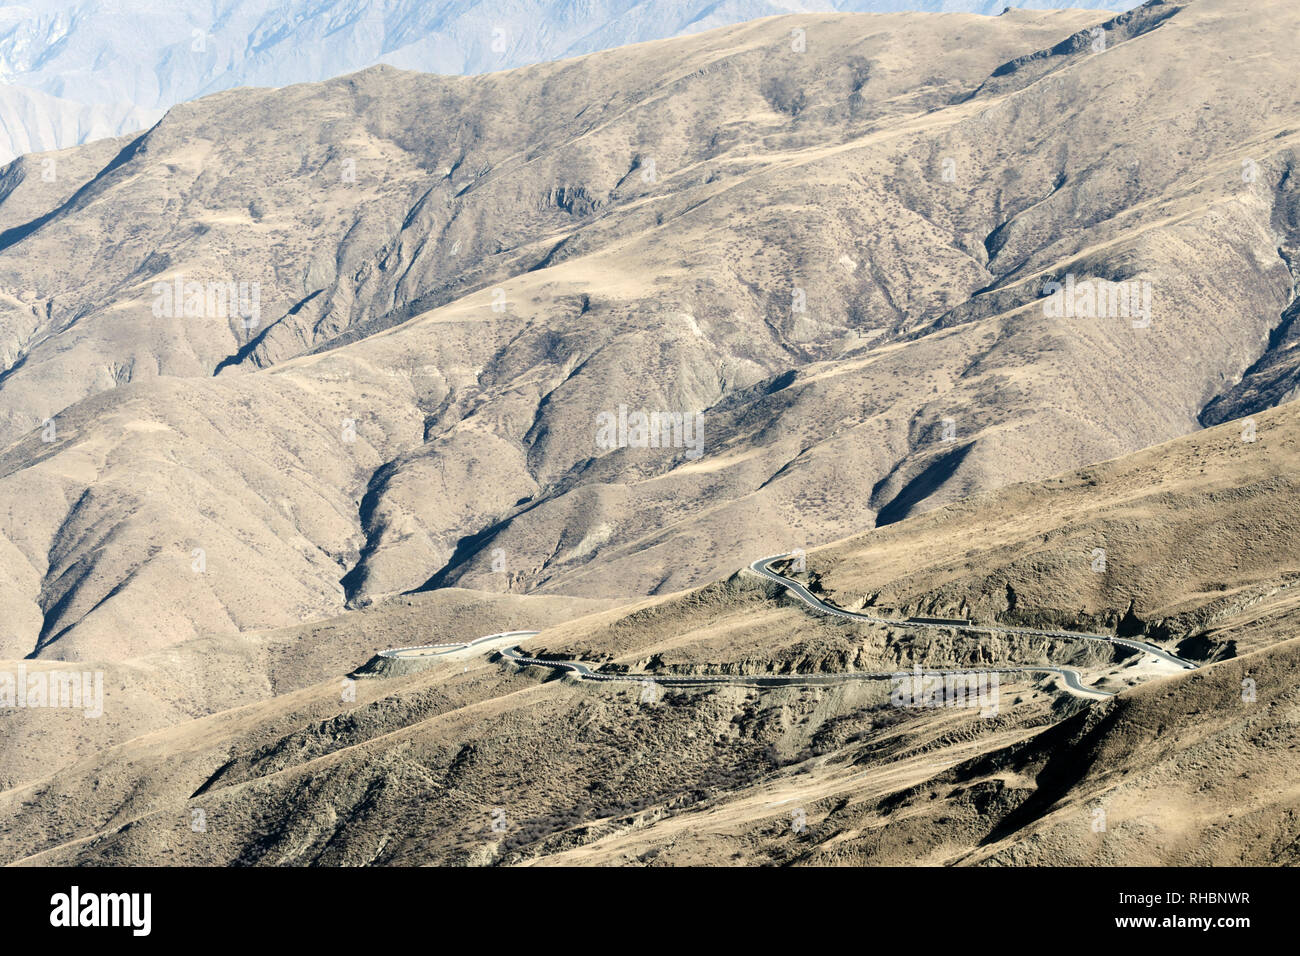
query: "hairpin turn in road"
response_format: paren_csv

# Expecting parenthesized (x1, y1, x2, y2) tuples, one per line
(378, 555, 1197, 699)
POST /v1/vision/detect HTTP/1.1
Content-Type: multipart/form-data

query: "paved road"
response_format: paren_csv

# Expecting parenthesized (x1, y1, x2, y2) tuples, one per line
(376, 554, 1196, 702)
(499, 645, 1113, 698)
(379, 630, 541, 659)
(748, 554, 1196, 670)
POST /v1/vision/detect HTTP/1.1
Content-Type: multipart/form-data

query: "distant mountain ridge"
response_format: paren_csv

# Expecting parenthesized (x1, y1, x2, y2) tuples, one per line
(0, 0, 1142, 161)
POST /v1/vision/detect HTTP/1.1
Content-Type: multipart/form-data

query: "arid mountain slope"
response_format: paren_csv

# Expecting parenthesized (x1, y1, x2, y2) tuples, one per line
(804, 399, 1300, 660)
(3, 392, 1297, 866)
(2, 0, 1298, 667)
(0, 584, 612, 791)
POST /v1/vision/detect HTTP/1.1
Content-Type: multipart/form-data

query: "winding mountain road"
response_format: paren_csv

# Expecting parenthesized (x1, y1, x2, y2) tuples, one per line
(747, 555, 1197, 671)
(498, 644, 1110, 698)
(379, 554, 1196, 701)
